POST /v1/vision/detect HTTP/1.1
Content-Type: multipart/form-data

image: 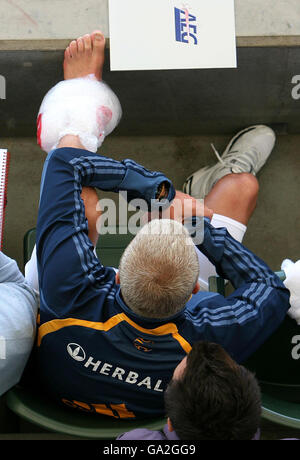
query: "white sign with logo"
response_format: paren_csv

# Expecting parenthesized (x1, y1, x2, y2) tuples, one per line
(108, 0, 237, 70)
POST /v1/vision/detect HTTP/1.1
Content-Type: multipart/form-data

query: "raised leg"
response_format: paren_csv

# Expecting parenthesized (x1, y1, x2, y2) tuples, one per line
(204, 172, 259, 226)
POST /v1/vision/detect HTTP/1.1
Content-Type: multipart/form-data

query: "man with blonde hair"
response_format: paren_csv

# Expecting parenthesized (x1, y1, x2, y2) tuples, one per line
(118, 219, 200, 319)
(35, 31, 290, 419)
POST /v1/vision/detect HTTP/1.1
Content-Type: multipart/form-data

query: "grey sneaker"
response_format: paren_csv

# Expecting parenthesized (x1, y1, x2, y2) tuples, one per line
(183, 125, 276, 199)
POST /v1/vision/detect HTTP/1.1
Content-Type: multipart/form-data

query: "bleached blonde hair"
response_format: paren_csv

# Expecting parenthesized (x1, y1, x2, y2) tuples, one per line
(119, 219, 200, 318)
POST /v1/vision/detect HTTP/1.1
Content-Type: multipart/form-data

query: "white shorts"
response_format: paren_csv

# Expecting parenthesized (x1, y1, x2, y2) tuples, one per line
(196, 213, 247, 291)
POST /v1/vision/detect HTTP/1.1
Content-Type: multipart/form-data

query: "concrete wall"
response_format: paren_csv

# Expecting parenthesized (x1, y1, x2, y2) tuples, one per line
(3, 133, 300, 271)
(1, 0, 300, 49)
(1, 46, 300, 139)
(0, 0, 108, 41)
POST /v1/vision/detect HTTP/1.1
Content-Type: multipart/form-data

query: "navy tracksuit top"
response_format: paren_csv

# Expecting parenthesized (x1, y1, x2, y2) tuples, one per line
(36, 147, 290, 419)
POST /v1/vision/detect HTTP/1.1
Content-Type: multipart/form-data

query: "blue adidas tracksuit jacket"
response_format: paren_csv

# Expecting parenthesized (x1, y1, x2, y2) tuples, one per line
(36, 147, 290, 419)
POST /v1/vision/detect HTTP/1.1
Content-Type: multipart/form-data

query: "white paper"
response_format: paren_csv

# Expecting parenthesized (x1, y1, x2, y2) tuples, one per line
(108, 0, 237, 71)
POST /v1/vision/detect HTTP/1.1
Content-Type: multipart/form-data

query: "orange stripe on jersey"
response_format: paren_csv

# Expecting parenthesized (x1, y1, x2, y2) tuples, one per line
(110, 403, 135, 419)
(91, 403, 115, 417)
(38, 313, 191, 353)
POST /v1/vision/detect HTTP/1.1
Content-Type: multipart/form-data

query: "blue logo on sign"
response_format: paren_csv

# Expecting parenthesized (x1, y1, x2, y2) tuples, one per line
(174, 7, 198, 45)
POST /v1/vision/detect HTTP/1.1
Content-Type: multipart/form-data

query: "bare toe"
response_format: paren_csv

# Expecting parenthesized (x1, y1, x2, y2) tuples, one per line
(92, 30, 105, 49)
(83, 34, 92, 52)
(69, 40, 78, 58)
(77, 37, 84, 54)
(64, 47, 71, 60)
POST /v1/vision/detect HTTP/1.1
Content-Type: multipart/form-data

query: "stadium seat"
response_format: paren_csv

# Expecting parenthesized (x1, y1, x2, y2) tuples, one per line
(5, 227, 166, 439)
(5, 386, 166, 439)
(208, 273, 300, 429)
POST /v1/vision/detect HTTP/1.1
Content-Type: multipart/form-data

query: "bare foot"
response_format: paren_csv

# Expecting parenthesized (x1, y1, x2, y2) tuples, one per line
(63, 30, 105, 81)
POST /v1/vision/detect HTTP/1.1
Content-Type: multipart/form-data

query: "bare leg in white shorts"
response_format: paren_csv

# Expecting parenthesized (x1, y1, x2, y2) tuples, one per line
(198, 171, 259, 290)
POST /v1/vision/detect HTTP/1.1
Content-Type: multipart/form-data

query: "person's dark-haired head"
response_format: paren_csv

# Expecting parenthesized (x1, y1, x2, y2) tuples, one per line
(164, 341, 261, 440)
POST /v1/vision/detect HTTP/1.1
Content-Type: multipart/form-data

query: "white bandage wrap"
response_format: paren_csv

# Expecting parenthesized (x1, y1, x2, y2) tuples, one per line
(37, 75, 122, 153)
(281, 259, 300, 325)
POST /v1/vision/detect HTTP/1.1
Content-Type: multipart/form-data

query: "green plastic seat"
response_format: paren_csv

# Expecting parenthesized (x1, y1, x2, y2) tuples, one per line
(5, 386, 165, 439)
(208, 273, 300, 429)
(6, 227, 166, 439)
(261, 393, 300, 430)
